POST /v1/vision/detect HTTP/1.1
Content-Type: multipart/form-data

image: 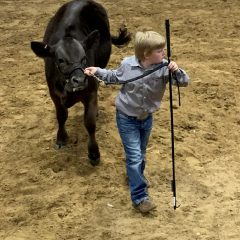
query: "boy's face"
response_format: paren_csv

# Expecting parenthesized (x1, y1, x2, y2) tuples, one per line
(145, 48, 165, 64)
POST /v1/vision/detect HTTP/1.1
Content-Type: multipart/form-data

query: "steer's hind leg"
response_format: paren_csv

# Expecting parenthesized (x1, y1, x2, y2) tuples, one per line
(83, 94, 100, 165)
(52, 96, 69, 149)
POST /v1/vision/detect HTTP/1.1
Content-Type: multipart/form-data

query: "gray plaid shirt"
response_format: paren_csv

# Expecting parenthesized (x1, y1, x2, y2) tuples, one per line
(95, 56, 189, 117)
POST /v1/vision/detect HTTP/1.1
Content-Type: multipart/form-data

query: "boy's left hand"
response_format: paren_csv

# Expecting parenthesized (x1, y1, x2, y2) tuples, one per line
(168, 61, 179, 72)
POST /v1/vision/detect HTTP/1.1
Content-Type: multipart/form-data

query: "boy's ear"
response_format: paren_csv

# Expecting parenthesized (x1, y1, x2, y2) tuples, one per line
(82, 30, 100, 50)
(30, 41, 52, 58)
(143, 51, 150, 59)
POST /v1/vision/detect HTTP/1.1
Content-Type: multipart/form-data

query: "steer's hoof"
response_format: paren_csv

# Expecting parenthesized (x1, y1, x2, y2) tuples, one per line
(54, 143, 65, 150)
(88, 154, 100, 166)
(54, 140, 67, 150)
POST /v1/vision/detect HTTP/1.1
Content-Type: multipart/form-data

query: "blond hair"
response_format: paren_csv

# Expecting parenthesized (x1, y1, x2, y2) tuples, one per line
(134, 31, 165, 60)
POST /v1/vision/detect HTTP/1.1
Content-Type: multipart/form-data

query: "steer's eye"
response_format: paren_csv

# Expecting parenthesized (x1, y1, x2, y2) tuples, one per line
(58, 59, 64, 64)
(81, 57, 87, 66)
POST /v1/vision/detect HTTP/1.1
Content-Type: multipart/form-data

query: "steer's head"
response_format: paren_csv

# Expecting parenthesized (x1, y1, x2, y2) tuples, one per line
(31, 30, 100, 92)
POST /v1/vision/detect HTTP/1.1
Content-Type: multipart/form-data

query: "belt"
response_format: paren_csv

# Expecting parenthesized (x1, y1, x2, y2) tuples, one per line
(117, 109, 150, 120)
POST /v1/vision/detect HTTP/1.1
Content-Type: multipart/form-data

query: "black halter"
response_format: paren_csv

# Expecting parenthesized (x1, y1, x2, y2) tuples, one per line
(56, 56, 88, 80)
(56, 56, 90, 92)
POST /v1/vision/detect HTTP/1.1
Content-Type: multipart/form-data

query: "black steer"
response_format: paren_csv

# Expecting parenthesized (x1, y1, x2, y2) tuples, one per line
(31, 0, 131, 165)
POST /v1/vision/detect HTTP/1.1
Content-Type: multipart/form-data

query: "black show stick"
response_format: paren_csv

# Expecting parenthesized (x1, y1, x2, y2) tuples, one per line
(165, 19, 178, 210)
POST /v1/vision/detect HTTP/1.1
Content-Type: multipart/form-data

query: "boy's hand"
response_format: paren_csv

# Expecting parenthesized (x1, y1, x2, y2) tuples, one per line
(84, 67, 97, 76)
(168, 61, 179, 72)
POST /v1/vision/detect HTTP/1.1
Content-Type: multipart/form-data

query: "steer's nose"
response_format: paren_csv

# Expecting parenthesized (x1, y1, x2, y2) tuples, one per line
(69, 75, 87, 91)
(71, 76, 81, 84)
(70, 75, 86, 86)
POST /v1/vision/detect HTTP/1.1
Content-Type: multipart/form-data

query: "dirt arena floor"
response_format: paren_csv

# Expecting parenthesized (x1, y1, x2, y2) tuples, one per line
(1, 0, 240, 239)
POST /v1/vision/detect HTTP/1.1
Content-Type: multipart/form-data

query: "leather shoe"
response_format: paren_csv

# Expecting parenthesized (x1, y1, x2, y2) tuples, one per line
(134, 199, 156, 213)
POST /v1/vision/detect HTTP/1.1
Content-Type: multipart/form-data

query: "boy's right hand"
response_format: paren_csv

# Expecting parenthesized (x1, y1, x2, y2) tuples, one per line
(84, 67, 97, 76)
(168, 61, 179, 72)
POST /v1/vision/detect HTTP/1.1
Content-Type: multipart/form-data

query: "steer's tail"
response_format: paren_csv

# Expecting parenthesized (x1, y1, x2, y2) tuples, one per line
(111, 25, 132, 47)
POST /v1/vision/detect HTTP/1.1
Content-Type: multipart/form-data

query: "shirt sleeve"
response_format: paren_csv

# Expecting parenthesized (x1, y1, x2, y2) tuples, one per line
(172, 68, 190, 87)
(95, 62, 126, 84)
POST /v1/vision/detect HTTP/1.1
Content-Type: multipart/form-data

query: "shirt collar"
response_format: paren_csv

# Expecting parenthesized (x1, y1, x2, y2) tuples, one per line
(130, 57, 155, 70)
(131, 56, 161, 71)
(130, 56, 142, 67)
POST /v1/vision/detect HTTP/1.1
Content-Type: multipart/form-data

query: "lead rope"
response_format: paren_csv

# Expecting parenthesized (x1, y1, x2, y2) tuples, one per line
(176, 78, 181, 106)
(89, 62, 181, 107)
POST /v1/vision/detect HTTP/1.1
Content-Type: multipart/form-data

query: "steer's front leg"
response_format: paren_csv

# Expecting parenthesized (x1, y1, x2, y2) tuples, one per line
(83, 94, 100, 166)
(51, 94, 69, 149)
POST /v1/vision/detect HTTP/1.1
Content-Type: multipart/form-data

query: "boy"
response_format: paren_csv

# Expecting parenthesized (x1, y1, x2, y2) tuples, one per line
(84, 31, 189, 213)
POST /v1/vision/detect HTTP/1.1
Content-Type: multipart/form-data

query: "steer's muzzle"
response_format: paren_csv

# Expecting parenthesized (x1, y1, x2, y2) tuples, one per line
(64, 69, 88, 92)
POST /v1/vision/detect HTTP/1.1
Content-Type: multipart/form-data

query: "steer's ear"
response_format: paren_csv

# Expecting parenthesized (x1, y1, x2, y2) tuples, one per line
(83, 30, 100, 50)
(31, 41, 52, 58)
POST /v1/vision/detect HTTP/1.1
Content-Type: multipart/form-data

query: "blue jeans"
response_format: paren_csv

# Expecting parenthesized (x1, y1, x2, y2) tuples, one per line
(116, 110, 153, 205)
